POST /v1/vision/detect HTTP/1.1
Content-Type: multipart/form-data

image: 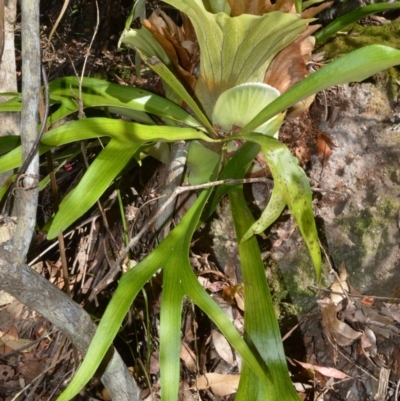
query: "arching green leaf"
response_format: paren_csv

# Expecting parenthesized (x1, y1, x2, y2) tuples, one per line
(242, 45, 400, 134)
(40, 118, 212, 238)
(239, 133, 321, 279)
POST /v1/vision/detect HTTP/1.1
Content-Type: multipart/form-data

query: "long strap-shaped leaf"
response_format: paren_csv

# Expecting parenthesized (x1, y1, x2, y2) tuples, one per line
(230, 186, 301, 400)
(57, 184, 271, 400)
(0, 77, 203, 128)
(242, 45, 400, 134)
(48, 76, 202, 128)
(229, 187, 299, 401)
(39, 118, 211, 238)
(120, 28, 214, 132)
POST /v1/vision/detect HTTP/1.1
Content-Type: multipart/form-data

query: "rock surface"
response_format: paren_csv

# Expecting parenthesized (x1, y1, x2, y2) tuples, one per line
(270, 81, 400, 309)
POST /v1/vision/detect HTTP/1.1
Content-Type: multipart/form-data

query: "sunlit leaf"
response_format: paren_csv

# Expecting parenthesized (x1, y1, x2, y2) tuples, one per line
(39, 118, 212, 238)
(242, 45, 400, 134)
(48, 76, 202, 128)
(57, 180, 270, 401)
(160, 0, 310, 117)
(212, 83, 282, 136)
(238, 134, 321, 279)
(230, 186, 301, 400)
(145, 57, 214, 132)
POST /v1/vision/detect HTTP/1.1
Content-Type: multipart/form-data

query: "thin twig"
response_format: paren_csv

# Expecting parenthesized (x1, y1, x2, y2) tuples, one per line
(309, 285, 400, 302)
(47, 0, 71, 43)
(319, 240, 351, 303)
(395, 379, 400, 400)
(9, 351, 73, 401)
(90, 177, 270, 299)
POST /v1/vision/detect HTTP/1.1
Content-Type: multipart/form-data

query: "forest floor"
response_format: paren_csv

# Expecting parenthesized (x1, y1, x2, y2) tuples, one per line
(0, 1, 400, 400)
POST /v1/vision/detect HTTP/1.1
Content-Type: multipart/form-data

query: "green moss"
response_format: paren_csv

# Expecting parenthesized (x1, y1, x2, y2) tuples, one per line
(321, 21, 400, 57)
(336, 196, 400, 264)
(320, 20, 400, 101)
(375, 197, 400, 222)
(264, 246, 324, 318)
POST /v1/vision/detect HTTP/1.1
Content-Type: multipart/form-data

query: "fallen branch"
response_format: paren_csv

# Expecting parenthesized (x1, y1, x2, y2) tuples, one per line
(0, 256, 141, 400)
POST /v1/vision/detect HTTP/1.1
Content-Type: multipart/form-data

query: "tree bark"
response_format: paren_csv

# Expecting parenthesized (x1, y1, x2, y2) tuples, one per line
(0, 0, 19, 189)
(0, 1, 141, 399)
(0, 0, 19, 138)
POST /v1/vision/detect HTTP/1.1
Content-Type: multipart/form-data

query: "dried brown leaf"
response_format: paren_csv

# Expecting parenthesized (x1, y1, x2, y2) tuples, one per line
(264, 26, 318, 95)
(263, 0, 295, 13)
(226, 0, 246, 16)
(234, 291, 245, 311)
(181, 14, 197, 42)
(294, 359, 350, 379)
(246, 0, 266, 15)
(301, 1, 334, 18)
(211, 329, 234, 365)
(264, 40, 306, 94)
(316, 131, 337, 167)
(221, 285, 242, 305)
(149, 351, 160, 375)
(148, 12, 168, 35)
(196, 373, 240, 396)
(330, 261, 349, 304)
(0, 333, 36, 353)
(142, 19, 197, 92)
(384, 302, 400, 323)
(361, 327, 377, 356)
(318, 297, 362, 348)
(180, 342, 197, 372)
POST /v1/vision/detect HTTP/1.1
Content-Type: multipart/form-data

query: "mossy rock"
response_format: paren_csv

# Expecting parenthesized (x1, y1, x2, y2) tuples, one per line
(320, 20, 400, 101)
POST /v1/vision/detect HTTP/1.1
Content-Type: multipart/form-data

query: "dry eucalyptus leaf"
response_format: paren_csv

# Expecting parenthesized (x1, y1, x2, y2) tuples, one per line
(361, 327, 377, 357)
(196, 373, 240, 396)
(234, 291, 245, 311)
(0, 333, 36, 353)
(383, 303, 400, 323)
(294, 359, 350, 379)
(318, 297, 362, 347)
(211, 329, 234, 365)
(330, 262, 349, 305)
(316, 131, 337, 167)
(180, 342, 197, 372)
(149, 351, 159, 375)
